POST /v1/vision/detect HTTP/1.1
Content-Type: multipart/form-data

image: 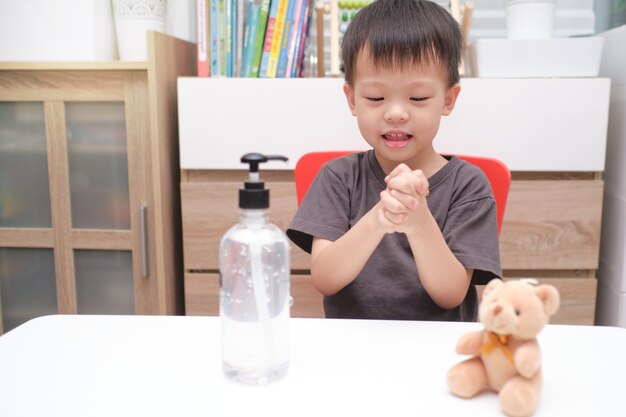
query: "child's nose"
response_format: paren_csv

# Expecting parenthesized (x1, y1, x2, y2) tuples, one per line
(384, 103, 409, 123)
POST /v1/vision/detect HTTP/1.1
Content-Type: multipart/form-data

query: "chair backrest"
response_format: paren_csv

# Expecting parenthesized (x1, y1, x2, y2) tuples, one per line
(294, 151, 511, 234)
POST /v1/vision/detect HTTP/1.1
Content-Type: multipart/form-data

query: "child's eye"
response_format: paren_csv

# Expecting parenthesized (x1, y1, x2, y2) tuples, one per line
(410, 97, 428, 102)
(366, 97, 384, 102)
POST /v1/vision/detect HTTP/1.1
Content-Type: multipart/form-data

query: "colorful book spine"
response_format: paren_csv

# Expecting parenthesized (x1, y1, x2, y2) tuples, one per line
(293, 0, 312, 78)
(284, 0, 305, 77)
(258, 0, 279, 77)
(265, 0, 289, 78)
(250, 0, 271, 77)
(209, 0, 221, 76)
(218, 0, 227, 76)
(196, 0, 210, 77)
(225, 0, 233, 77)
(235, 0, 246, 77)
(276, 0, 298, 78)
(242, 0, 257, 77)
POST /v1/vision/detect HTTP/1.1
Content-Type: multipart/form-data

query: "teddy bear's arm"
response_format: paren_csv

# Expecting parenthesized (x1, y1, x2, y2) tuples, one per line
(455, 331, 484, 355)
(514, 342, 541, 378)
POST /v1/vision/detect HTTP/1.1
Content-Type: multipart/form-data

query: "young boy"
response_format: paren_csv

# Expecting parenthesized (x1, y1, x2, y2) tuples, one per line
(287, 0, 501, 321)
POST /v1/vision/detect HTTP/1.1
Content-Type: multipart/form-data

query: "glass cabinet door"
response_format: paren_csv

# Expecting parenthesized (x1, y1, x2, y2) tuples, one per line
(0, 102, 57, 333)
(0, 102, 51, 228)
(0, 249, 57, 333)
(65, 102, 135, 314)
(65, 102, 130, 230)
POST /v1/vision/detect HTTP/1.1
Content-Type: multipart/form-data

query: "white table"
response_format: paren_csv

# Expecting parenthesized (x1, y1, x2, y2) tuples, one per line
(1, 315, 625, 417)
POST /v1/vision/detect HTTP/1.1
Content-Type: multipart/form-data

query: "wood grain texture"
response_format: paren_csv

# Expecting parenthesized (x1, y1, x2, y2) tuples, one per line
(184, 273, 594, 325)
(0, 70, 128, 101)
(181, 177, 603, 271)
(0, 229, 54, 247)
(44, 101, 76, 314)
(477, 277, 597, 325)
(499, 180, 603, 269)
(146, 31, 195, 315)
(184, 273, 324, 318)
(181, 181, 308, 271)
(181, 172, 603, 325)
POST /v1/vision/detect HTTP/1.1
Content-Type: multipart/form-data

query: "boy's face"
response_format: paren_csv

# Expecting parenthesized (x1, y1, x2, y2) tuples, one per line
(343, 50, 460, 174)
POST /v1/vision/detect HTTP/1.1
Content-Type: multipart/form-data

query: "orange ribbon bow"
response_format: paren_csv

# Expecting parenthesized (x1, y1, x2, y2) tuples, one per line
(479, 331, 515, 364)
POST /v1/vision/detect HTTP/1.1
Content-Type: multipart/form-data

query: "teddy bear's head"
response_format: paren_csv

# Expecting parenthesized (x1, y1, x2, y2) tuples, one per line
(479, 279, 560, 340)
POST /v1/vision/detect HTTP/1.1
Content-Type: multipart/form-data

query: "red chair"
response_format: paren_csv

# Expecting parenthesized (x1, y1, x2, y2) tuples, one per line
(294, 151, 511, 235)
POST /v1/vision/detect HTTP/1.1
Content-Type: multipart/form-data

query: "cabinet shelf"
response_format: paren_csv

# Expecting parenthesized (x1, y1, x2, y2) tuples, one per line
(0, 32, 196, 334)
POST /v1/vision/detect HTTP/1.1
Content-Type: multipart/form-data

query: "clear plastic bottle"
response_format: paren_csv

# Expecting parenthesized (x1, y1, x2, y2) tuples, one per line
(219, 153, 290, 384)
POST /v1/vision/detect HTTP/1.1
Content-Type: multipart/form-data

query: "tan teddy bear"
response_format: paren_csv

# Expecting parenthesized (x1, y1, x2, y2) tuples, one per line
(447, 278, 560, 417)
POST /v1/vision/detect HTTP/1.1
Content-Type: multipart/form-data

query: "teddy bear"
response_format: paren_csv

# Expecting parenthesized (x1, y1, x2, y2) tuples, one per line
(447, 278, 560, 417)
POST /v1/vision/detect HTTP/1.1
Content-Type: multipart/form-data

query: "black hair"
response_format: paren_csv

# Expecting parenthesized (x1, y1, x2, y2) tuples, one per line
(341, 0, 462, 87)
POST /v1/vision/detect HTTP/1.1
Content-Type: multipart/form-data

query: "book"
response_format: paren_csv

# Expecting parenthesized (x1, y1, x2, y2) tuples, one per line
(242, 0, 262, 77)
(284, 0, 305, 77)
(265, 0, 289, 77)
(209, 0, 221, 76)
(258, 0, 279, 77)
(293, 0, 312, 78)
(218, 0, 227, 76)
(196, 0, 210, 77)
(276, 0, 298, 78)
(235, 0, 246, 77)
(225, 0, 233, 76)
(250, 0, 271, 77)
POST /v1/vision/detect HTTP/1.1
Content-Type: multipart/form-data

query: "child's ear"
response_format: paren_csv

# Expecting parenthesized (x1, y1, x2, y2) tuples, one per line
(442, 83, 461, 116)
(343, 83, 357, 116)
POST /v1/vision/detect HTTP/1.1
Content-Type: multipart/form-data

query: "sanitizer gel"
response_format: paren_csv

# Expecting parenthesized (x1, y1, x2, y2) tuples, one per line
(219, 153, 290, 384)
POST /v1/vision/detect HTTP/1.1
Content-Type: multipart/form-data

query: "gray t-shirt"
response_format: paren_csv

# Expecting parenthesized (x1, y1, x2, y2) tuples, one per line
(287, 150, 502, 321)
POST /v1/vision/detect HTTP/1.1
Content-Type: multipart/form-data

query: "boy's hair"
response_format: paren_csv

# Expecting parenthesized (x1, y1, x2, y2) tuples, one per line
(341, 0, 462, 87)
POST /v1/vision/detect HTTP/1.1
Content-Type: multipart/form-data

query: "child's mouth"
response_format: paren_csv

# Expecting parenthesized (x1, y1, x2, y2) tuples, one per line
(382, 132, 412, 148)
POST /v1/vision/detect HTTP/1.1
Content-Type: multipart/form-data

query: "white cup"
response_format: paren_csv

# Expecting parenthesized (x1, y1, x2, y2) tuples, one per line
(112, 0, 166, 61)
(505, 0, 556, 39)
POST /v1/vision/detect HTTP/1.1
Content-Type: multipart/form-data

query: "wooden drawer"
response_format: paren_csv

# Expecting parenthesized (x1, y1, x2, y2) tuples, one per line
(185, 273, 596, 325)
(185, 273, 324, 318)
(181, 171, 603, 324)
(181, 174, 603, 271)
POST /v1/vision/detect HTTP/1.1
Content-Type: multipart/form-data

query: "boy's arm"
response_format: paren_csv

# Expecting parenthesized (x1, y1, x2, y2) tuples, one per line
(384, 166, 471, 309)
(310, 202, 392, 296)
(405, 211, 472, 309)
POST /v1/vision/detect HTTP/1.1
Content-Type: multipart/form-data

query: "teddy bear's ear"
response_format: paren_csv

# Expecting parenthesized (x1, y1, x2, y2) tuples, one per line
(484, 278, 503, 292)
(535, 284, 561, 317)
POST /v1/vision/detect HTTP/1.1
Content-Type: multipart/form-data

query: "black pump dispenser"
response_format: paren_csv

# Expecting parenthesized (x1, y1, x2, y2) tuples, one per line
(239, 153, 288, 209)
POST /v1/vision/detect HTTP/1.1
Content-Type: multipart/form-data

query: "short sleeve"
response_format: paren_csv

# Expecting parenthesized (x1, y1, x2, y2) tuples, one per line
(442, 168, 502, 285)
(287, 162, 352, 253)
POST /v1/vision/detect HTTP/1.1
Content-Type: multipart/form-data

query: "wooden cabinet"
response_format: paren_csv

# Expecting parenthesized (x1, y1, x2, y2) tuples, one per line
(180, 171, 602, 325)
(0, 32, 195, 334)
(177, 78, 609, 325)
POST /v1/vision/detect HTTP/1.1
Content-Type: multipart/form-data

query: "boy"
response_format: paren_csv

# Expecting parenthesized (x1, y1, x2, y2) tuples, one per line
(287, 0, 501, 321)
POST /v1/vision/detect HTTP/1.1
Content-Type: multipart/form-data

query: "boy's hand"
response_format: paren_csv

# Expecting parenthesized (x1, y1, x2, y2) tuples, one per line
(380, 164, 431, 235)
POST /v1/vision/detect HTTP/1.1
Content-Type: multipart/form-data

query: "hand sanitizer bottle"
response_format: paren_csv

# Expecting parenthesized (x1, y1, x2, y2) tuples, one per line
(219, 153, 291, 384)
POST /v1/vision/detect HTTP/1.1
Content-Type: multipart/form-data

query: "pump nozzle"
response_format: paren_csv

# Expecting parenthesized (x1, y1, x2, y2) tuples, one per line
(239, 153, 288, 209)
(241, 153, 288, 174)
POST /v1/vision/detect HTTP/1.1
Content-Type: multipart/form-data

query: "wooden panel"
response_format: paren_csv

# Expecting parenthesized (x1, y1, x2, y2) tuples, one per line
(181, 177, 603, 271)
(477, 277, 597, 325)
(184, 273, 324, 318)
(125, 70, 157, 315)
(70, 230, 133, 250)
(499, 180, 603, 269)
(0, 70, 128, 101)
(146, 31, 195, 315)
(0, 229, 54, 247)
(185, 272, 593, 324)
(45, 101, 76, 314)
(181, 181, 308, 271)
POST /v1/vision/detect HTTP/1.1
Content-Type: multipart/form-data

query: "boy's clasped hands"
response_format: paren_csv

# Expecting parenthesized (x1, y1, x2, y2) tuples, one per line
(378, 164, 431, 235)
